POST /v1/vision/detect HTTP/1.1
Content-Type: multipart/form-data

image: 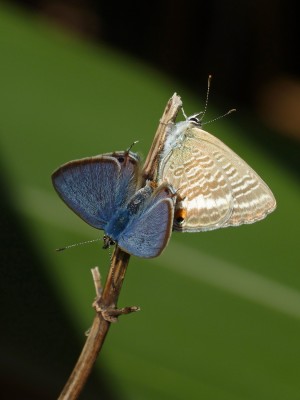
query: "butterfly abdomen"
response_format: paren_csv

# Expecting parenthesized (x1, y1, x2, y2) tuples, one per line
(105, 209, 130, 241)
(105, 184, 154, 242)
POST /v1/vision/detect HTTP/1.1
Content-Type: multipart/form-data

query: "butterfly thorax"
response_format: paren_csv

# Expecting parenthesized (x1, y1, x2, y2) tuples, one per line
(104, 184, 154, 242)
(104, 208, 131, 241)
(161, 120, 198, 160)
(162, 121, 186, 157)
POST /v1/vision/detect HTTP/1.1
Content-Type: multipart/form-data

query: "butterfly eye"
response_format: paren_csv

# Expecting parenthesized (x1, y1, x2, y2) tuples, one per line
(189, 117, 200, 124)
(103, 235, 115, 249)
(175, 208, 187, 225)
(117, 153, 138, 165)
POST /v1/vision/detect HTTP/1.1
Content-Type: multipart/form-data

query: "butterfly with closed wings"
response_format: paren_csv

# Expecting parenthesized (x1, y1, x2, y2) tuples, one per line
(158, 112, 276, 232)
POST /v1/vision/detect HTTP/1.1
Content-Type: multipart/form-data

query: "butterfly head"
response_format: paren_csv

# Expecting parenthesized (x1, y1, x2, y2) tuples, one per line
(182, 109, 203, 126)
(103, 235, 115, 250)
(107, 149, 140, 167)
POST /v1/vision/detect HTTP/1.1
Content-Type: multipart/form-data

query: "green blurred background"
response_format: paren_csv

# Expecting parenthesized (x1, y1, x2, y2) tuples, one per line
(1, 1, 300, 399)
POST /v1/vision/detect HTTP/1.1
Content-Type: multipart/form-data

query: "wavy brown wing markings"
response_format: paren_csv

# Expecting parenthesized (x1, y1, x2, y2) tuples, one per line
(160, 136, 234, 231)
(189, 128, 276, 226)
(208, 143, 276, 226)
(159, 124, 276, 231)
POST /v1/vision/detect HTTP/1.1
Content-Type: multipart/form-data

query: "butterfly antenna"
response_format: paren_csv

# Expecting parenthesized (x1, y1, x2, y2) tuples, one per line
(108, 245, 113, 261)
(202, 108, 236, 126)
(182, 75, 212, 123)
(182, 76, 235, 126)
(127, 140, 139, 152)
(56, 238, 101, 252)
(200, 74, 212, 123)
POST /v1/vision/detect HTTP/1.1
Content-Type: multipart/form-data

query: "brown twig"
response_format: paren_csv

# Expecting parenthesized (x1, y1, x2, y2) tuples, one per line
(57, 93, 182, 400)
(143, 93, 182, 181)
(91, 266, 102, 298)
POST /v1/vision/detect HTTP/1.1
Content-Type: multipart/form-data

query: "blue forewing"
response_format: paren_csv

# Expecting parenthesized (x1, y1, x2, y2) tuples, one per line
(52, 151, 141, 229)
(52, 151, 175, 258)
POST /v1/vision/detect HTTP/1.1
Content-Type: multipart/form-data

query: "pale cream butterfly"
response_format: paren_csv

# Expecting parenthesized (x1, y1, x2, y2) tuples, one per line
(157, 99, 276, 232)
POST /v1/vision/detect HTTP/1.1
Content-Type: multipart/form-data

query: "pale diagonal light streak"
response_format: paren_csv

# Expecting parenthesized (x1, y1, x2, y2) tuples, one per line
(16, 186, 300, 320)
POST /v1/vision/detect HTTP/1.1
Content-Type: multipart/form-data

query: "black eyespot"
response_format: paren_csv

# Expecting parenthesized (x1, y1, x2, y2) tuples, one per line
(118, 157, 125, 163)
(176, 217, 185, 225)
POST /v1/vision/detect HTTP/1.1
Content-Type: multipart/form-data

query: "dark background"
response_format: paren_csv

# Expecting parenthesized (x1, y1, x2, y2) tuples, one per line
(7, 0, 300, 171)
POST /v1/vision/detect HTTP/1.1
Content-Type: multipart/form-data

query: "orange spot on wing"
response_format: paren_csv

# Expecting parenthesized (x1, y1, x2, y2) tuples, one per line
(175, 208, 187, 224)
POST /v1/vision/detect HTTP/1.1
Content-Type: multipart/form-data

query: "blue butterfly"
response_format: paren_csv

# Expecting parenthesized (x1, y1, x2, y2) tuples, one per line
(52, 151, 175, 258)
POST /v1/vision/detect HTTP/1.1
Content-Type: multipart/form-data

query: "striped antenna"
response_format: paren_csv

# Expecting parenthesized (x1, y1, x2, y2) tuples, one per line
(56, 238, 101, 252)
